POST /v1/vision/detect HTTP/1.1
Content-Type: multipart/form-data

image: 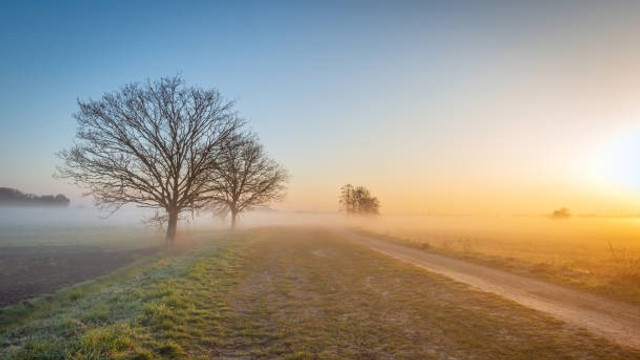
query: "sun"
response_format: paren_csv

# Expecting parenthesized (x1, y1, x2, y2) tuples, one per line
(593, 125, 640, 193)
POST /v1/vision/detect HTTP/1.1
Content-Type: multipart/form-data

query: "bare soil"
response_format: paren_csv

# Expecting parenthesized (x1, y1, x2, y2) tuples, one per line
(0, 245, 159, 307)
(338, 228, 640, 350)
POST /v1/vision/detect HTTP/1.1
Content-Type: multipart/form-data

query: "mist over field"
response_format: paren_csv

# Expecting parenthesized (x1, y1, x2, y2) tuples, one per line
(360, 214, 640, 248)
(4, 204, 640, 256)
(0, 207, 335, 230)
(0, 207, 145, 228)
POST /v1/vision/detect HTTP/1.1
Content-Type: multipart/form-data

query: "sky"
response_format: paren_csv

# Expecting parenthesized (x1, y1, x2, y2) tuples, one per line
(1, 0, 640, 215)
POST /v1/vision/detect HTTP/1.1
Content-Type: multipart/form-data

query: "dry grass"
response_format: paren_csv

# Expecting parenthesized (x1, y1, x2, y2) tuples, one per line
(355, 216, 640, 306)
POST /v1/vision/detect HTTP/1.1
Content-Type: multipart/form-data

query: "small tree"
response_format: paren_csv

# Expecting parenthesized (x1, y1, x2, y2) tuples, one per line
(339, 184, 380, 215)
(551, 207, 571, 219)
(57, 76, 244, 243)
(209, 133, 288, 229)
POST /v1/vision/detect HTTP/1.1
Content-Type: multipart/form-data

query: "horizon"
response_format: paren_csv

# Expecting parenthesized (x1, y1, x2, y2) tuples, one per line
(2, 1, 640, 216)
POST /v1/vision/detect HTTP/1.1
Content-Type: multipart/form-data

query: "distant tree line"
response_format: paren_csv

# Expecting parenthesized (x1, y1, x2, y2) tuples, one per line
(0, 187, 70, 207)
(57, 76, 288, 243)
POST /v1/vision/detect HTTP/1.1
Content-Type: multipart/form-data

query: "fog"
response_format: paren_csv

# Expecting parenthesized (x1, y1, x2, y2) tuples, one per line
(358, 214, 640, 245)
(0, 206, 340, 229)
(233, 211, 640, 261)
(2, 205, 640, 255)
(0, 207, 146, 228)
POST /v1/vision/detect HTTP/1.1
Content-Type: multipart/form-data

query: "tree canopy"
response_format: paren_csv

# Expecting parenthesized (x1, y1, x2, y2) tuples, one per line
(551, 207, 572, 219)
(208, 133, 288, 229)
(339, 184, 380, 215)
(57, 76, 244, 243)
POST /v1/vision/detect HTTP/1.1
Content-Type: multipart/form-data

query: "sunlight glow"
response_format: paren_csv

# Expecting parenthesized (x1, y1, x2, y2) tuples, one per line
(594, 124, 640, 194)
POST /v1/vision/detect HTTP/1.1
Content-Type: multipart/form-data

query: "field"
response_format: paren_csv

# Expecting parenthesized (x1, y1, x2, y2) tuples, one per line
(0, 225, 165, 307)
(355, 215, 640, 306)
(2, 227, 639, 359)
(0, 245, 158, 307)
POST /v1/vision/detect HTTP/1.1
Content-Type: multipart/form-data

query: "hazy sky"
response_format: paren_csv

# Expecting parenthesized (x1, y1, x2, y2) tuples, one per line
(2, 0, 640, 215)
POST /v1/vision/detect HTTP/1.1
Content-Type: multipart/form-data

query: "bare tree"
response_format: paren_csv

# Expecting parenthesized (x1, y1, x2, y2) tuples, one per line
(209, 133, 288, 229)
(339, 184, 380, 215)
(57, 76, 243, 243)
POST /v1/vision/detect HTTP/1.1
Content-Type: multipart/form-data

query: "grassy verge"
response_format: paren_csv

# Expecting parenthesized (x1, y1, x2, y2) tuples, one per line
(0, 231, 249, 359)
(353, 228, 640, 307)
(2, 227, 638, 358)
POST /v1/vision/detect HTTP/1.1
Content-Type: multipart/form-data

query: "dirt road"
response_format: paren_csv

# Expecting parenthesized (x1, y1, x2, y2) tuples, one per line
(337, 229, 640, 350)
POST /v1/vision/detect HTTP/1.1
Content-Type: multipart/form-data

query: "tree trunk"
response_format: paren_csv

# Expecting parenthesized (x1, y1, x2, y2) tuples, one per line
(230, 210, 238, 230)
(165, 209, 178, 244)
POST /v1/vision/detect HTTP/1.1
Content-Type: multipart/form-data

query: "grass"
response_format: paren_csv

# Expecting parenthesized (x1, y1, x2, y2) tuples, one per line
(2, 227, 639, 358)
(354, 219, 640, 307)
(1, 231, 249, 359)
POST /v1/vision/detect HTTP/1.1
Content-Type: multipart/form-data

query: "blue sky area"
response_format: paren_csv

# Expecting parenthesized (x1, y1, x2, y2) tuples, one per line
(2, 1, 640, 214)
